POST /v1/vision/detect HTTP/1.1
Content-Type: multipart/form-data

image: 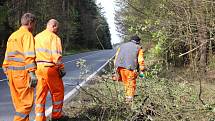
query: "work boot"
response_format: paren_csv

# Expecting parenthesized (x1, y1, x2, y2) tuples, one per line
(51, 115, 69, 121)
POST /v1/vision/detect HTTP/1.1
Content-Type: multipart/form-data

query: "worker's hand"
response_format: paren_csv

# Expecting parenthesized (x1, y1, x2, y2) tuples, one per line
(59, 68, 66, 78)
(5, 74, 9, 82)
(3, 68, 9, 82)
(3, 67, 8, 76)
(139, 71, 145, 78)
(29, 71, 38, 88)
(3, 67, 7, 73)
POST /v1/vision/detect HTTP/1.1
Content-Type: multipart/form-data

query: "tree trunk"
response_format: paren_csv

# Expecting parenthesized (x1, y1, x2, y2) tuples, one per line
(193, 0, 207, 72)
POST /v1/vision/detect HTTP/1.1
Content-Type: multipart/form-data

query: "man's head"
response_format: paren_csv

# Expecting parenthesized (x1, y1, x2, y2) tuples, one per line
(21, 13, 36, 32)
(46, 19, 59, 34)
(130, 35, 141, 44)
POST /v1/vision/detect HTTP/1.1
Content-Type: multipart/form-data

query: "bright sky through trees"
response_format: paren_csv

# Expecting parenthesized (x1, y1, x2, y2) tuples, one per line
(96, 0, 121, 44)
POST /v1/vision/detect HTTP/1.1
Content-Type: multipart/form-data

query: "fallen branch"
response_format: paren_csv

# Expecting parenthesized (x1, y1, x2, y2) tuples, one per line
(178, 41, 208, 57)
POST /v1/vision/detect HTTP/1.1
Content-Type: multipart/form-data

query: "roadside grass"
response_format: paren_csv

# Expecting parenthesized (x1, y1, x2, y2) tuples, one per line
(62, 68, 215, 121)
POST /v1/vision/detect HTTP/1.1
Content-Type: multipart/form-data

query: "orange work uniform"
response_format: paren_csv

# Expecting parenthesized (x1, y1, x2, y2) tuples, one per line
(114, 41, 144, 98)
(2, 26, 37, 121)
(34, 29, 64, 121)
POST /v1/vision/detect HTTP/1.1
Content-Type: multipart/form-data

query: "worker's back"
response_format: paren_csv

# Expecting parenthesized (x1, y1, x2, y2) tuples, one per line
(115, 42, 141, 70)
(35, 29, 62, 67)
(3, 26, 36, 70)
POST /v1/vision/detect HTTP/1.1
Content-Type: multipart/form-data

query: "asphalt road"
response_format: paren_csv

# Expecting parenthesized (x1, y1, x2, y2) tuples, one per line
(0, 49, 115, 121)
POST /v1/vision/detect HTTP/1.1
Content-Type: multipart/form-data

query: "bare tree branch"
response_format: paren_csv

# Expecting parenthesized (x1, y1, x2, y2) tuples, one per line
(178, 41, 208, 57)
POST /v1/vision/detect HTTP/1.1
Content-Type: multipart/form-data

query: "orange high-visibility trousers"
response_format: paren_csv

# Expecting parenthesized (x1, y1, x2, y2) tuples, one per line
(7, 69, 34, 121)
(35, 65, 64, 121)
(117, 67, 137, 98)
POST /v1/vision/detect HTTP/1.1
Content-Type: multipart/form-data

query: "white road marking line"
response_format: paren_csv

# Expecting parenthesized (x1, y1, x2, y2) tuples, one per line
(0, 78, 8, 82)
(63, 51, 102, 64)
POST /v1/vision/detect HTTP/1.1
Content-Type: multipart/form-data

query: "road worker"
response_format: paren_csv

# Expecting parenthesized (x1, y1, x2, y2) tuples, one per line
(2, 13, 37, 121)
(114, 35, 144, 102)
(34, 19, 68, 121)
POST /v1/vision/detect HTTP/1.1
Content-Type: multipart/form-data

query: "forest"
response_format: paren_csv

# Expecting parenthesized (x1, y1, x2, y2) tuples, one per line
(115, 0, 215, 72)
(0, 0, 112, 65)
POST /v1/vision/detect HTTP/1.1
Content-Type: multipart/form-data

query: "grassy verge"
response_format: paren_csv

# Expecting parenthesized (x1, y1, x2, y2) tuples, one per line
(60, 67, 215, 121)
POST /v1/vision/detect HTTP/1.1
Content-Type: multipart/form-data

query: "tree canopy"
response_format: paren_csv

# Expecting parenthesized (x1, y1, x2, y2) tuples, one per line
(115, 0, 215, 71)
(0, 0, 112, 54)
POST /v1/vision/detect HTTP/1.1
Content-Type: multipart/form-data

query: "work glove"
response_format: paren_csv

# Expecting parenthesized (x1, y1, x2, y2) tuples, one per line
(139, 71, 145, 78)
(59, 68, 66, 78)
(29, 71, 38, 88)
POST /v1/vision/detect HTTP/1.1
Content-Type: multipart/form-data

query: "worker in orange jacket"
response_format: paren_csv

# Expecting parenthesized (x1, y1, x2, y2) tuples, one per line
(114, 35, 144, 102)
(2, 13, 38, 121)
(34, 19, 68, 121)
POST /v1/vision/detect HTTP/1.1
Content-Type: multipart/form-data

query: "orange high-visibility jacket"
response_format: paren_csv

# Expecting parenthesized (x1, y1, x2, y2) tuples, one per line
(35, 29, 63, 67)
(114, 42, 144, 71)
(2, 26, 36, 72)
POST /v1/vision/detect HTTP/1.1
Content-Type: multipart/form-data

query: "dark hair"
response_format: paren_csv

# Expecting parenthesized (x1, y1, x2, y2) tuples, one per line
(130, 35, 141, 44)
(21, 13, 36, 25)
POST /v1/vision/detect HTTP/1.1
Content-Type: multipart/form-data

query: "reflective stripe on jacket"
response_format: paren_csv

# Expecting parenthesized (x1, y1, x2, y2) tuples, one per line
(114, 41, 144, 71)
(2, 26, 36, 72)
(35, 29, 63, 67)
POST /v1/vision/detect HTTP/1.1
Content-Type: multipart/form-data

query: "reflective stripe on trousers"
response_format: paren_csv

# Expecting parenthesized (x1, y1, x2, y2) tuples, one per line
(52, 100, 63, 118)
(35, 103, 46, 117)
(15, 112, 29, 119)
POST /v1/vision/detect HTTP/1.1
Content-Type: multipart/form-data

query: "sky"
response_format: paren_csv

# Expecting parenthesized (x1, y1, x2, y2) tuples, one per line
(96, 0, 121, 44)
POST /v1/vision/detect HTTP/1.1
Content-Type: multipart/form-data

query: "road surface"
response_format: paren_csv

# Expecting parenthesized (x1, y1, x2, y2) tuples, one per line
(0, 49, 115, 121)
